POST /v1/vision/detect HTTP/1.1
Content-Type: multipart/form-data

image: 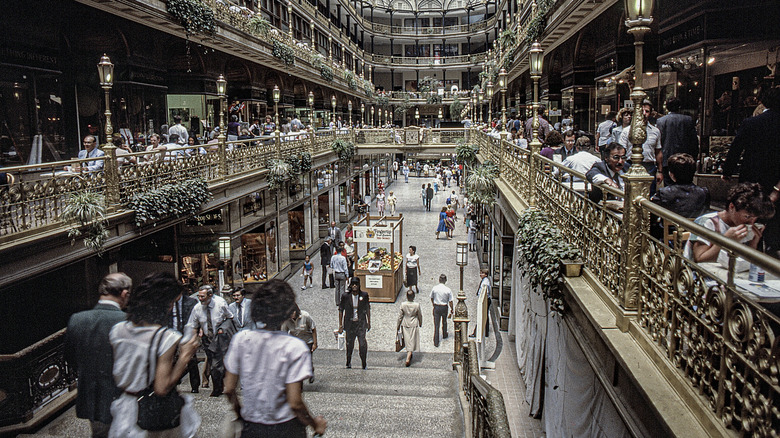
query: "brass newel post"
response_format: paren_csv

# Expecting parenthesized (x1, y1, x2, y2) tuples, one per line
(620, 2, 654, 321)
(216, 74, 228, 179)
(97, 54, 119, 210)
(527, 42, 543, 207)
(453, 286, 469, 369)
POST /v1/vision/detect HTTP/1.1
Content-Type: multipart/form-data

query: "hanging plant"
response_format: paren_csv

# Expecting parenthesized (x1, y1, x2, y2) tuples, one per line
(516, 209, 582, 314)
(376, 94, 390, 107)
(299, 151, 312, 173)
(466, 162, 498, 206)
(455, 140, 479, 166)
(450, 97, 465, 120)
(331, 139, 355, 162)
(125, 178, 212, 227)
(248, 14, 271, 37)
(499, 28, 517, 51)
(62, 192, 109, 255)
(362, 79, 374, 98)
(344, 70, 358, 90)
(273, 41, 295, 66)
(167, 0, 216, 36)
(320, 65, 334, 82)
(267, 159, 293, 191)
(394, 94, 413, 115)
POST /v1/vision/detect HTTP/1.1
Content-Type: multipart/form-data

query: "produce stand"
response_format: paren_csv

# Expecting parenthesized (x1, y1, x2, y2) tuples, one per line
(352, 214, 404, 302)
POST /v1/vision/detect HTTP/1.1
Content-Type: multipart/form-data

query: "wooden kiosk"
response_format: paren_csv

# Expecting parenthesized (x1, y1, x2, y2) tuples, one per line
(352, 214, 404, 302)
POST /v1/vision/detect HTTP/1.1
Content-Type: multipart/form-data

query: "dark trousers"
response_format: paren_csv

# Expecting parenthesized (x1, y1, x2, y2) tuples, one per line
(202, 337, 225, 394)
(433, 304, 449, 347)
(241, 418, 306, 438)
(334, 272, 347, 305)
(185, 356, 200, 391)
(425, 198, 432, 211)
(345, 320, 368, 367)
(321, 266, 334, 288)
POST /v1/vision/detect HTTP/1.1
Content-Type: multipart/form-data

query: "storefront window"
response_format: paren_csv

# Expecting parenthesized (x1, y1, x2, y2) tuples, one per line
(710, 66, 770, 136)
(317, 193, 330, 226)
(288, 207, 305, 250)
(241, 221, 278, 283)
(181, 245, 232, 292)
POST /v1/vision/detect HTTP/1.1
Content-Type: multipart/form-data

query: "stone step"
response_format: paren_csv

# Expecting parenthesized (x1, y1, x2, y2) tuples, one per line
(313, 348, 455, 371)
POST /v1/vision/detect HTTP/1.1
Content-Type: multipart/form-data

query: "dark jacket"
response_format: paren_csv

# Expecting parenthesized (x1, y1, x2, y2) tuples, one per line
(555, 145, 577, 161)
(320, 242, 333, 266)
(586, 160, 629, 204)
(168, 295, 198, 333)
(426, 187, 434, 199)
(64, 303, 126, 424)
(339, 291, 370, 329)
(650, 183, 710, 218)
(723, 109, 780, 193)
(207, 317, 238, 356)
(656, 112, 699, 166)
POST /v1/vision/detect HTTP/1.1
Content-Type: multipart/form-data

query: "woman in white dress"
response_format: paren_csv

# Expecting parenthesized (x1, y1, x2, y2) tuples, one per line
(109, 272, 201, 438)
(396, 290, 422, 367)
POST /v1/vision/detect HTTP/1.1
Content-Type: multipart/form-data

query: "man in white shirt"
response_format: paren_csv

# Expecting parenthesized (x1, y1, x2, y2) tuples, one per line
(187, 285, 233, 396)
(430, 274, 453, 347)
(168, 114, 189, 145)
(228, 288, 253, 330)
(560, 142, 601, 181)
(330, 248, 349, 306)
(619, 101, 663, 188)
(595, 111, 617, 148)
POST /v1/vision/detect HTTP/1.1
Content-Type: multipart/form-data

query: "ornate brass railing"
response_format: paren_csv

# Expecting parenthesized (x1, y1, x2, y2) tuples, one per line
(0, 329, 75, 427)
(367, 53, 486, 67)
(461, 340, 512, 438)
(474, 128, 780, 434)
(0, 134, 333, 240)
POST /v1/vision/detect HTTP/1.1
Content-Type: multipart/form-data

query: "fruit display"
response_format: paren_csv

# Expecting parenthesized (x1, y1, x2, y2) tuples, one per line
(356, 247, 403, 271)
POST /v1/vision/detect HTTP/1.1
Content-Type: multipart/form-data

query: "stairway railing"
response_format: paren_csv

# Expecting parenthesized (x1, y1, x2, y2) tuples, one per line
(460, 340, 511, 438)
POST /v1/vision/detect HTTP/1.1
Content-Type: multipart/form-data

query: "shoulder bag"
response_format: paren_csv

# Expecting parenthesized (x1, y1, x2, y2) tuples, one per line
(395, 328, 405, 352)
(136, 326, 185, 431)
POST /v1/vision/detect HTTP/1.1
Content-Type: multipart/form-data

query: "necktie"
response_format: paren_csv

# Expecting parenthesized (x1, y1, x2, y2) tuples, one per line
(177, 301, 183, 332)
(237, 302, 243, 327)
(205, 304, 214, 338)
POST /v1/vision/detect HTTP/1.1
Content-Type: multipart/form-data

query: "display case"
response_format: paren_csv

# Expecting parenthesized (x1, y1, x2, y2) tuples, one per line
(288, 207, 306, 259)
(352, 214, 405, 302)
(240, 221, 278, 284)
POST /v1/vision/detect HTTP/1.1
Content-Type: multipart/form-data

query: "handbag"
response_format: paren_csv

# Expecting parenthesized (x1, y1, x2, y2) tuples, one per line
(395, 328, 405, 352)
(136, 327, 185, 431)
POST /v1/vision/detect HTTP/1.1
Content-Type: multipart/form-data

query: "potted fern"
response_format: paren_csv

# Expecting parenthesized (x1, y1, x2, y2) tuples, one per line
(62, 192, 109, 255)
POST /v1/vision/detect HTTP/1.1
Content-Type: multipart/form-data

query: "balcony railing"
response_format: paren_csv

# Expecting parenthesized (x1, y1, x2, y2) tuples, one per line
(0, 329, 76, 427)
(475, 129, 780, 435)
(367, 53, 486, 67)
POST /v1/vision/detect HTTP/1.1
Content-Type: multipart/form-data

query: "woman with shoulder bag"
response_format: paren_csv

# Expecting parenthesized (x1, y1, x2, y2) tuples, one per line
(108, 272, 201, 438)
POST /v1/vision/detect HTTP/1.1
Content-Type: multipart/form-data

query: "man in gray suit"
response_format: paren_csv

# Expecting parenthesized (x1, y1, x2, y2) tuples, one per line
(228, 287, 253, 330)
(64, 273, 132, 438)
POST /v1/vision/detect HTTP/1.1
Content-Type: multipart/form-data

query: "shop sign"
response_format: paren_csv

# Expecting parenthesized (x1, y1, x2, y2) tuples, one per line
(353, 226, 393, 243)
(367, 260, 382, 273)
(180, 241, 218, 254)
(186, 208, 224, 226)
(365, 275, 383, 288)
(660, 15, 704, 53)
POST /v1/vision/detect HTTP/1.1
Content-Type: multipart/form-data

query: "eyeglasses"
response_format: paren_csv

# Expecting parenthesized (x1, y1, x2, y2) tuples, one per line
(611, 155, 627, 161)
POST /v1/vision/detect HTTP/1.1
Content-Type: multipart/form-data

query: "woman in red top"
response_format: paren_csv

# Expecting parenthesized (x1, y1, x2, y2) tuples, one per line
(445, 206, 456, 238)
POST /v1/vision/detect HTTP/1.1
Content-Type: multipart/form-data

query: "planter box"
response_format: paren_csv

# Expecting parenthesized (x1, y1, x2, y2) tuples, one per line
(355, 265, 403, 302)
(561, 259, 583, 277)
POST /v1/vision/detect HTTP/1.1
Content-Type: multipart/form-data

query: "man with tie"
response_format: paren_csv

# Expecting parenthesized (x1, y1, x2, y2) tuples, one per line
(338, 277, 371, 369)
(187, 285, 233, 396)
(65, 273, 131, 437)
(330, 245, 349, 306)
(586, 142, 630, 204)
(168, 290, 200, 392)
(328, 221, 342, 246)
(228, 287, 253, 330)
(320, 237, 335, 289)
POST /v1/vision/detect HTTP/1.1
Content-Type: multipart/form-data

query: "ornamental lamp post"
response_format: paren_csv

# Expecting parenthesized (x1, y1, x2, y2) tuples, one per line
(370, 106, 374, 127)
(310, 20, 316, 51)
(348, 100, 353, 127)
(287, 1, 293, 39)
(216, 74, 228, 141)
(97, 54, 119, 206)
(453, 241, 469, 366)
(529, 42, 543, 148)
(487, 80, 494, 125)
(415, 107, 420, 125)
(438, 106, 443, 123)
(273, 84, 281, 158)
(619, 0, 655, 312)
(331, 95, 337, 125)
(361, 102, 365, 126)
(308, 91, 315, 127)
(478, 89, 484, 124)
(499, 67, 507, 134)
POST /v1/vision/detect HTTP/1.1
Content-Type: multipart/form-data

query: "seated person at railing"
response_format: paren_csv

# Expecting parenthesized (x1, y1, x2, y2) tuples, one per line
(65, 135, 105, 172)
(143, 133, 164, 162)
(161, 134, 187, 160)
(650, 153, 710, 219)
(112, 133, 137, 166)
(262, 115, 275, 135)
(684, 183, 775, 263)
(586, 142, 629, 203)
(0, 171, 14, 186)
(558, 140, 600, 181)
(556, 131, 578, 161)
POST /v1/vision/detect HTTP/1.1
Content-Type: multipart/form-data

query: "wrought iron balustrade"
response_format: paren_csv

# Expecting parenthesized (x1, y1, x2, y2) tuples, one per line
(474, 128, 780, 435)
(459, 340, 511, 438)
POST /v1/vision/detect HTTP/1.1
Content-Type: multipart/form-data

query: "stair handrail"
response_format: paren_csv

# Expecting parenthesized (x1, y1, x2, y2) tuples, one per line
(462, 340, 511, 438)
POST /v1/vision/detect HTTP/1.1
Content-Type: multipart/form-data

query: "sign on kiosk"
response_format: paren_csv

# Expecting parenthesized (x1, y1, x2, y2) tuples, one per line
(353, 226, 393, 243)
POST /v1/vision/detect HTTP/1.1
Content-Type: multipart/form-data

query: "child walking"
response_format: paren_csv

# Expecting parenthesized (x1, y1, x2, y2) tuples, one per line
(302, 255, 314, 289)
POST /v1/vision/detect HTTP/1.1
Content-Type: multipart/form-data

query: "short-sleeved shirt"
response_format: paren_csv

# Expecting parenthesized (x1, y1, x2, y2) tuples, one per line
(597, 120, 616, 146)
(224, 330, 312, 424)
(684, 212, 754, 260)
(619, 123, 662, 163)
(406, 253, 420, 268)
(430, 283, 453, 306)
(109, 322, 182, 393)
(186, 295, 233, 334)
(281, 310, 316, 345)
